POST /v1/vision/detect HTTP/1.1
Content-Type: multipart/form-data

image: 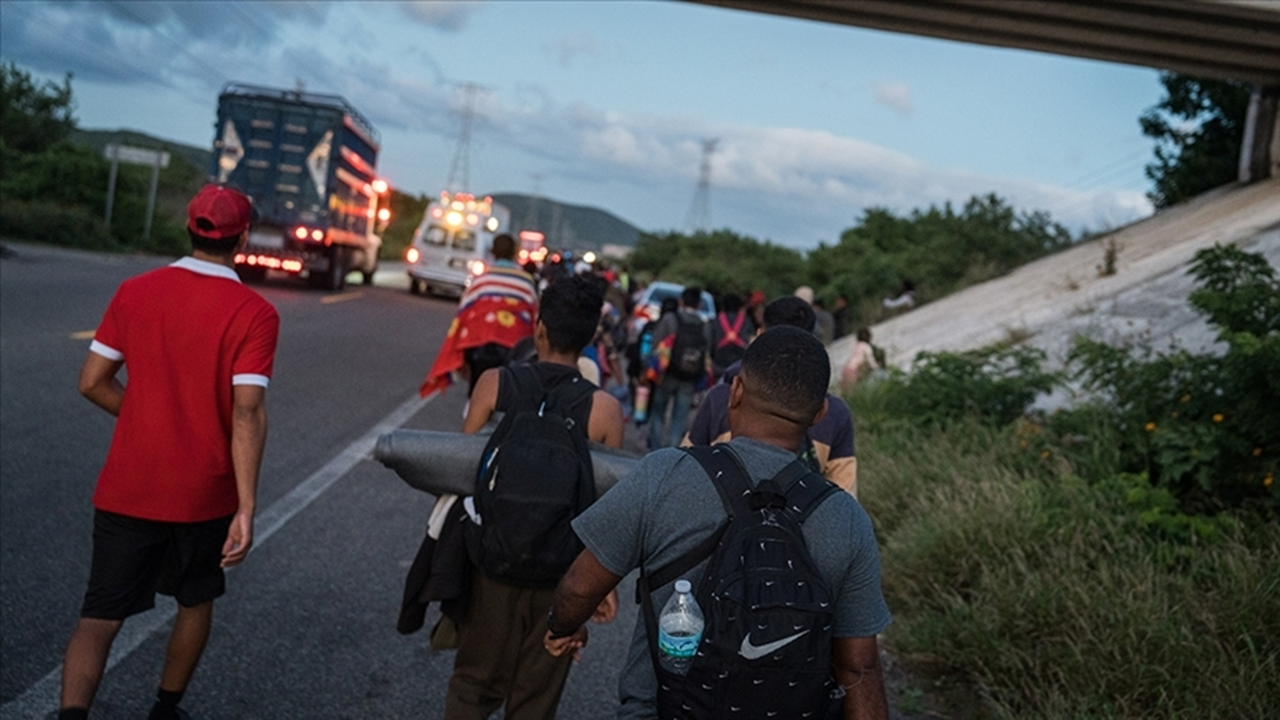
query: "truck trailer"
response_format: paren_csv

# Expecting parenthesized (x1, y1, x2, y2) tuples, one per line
(210, 84, 389, 290)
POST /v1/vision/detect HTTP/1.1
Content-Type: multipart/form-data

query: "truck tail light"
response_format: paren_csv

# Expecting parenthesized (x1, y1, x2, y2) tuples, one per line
(406, 247, 420, 263)
(310, 229, 324, 241)
(294, 226, 308, 240)
(469, 260, 485, 275)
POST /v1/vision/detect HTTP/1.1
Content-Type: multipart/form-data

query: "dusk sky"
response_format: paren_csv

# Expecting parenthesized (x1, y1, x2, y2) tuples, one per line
(1, 1, 1165, 249)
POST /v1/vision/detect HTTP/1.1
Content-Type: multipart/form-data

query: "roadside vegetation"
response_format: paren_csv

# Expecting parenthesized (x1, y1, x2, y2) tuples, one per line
(851, 244, 1279, 718)
(0, 62, 205, 255)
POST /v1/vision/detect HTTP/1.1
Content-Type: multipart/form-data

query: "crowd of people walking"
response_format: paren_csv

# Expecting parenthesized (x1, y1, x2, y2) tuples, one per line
(59, 184, 891, 720)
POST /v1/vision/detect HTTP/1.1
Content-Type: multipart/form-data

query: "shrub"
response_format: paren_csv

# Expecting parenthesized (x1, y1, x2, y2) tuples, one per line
(0, 198, 116, 250)
(1066, 245, 1279, 512)
(873, 345, 1058, 427)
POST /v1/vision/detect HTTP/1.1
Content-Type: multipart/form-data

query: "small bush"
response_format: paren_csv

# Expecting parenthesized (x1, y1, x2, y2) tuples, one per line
(874, 345, 1058, 427)
(0, 198, 116, 250)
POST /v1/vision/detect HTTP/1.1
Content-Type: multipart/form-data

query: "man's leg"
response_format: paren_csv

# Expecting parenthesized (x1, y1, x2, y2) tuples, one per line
(668, 380, 695, 448)
(647, 379, 673, 449)
(445, 573, 519, 720)
(504, 587, 573, 720)
(60, 617, 123, 712)
(160, 601, 214, 693)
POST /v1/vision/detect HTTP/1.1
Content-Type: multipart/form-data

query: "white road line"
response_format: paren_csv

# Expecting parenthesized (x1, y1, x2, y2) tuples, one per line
(0, 392, 435, 719)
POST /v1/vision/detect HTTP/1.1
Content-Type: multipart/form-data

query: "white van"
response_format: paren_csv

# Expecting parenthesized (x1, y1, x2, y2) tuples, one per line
(405, 191, 510, 297)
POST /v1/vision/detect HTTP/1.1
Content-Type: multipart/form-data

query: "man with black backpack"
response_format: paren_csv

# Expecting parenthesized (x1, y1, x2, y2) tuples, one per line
(545, 326, 891, 719)
(647, 286, 712, 450)
(446, 274, 625, 720)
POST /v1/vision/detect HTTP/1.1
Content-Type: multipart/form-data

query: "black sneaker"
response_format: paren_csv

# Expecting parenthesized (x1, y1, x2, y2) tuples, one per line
(148, 706, 193, 720)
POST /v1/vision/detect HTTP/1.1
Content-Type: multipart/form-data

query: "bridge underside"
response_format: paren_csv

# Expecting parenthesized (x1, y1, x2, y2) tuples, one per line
(690, 0, 1280, 179)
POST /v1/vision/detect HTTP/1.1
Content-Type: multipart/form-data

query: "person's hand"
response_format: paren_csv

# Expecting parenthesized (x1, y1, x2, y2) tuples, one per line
(544, 626, 588, 661)
(220, 510, 254, 567)
(591, 589, 619, 624)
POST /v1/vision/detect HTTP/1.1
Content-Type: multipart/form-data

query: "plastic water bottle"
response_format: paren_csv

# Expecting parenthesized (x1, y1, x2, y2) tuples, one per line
(657, 579, 703, 675)
(632, 384, 650, 423)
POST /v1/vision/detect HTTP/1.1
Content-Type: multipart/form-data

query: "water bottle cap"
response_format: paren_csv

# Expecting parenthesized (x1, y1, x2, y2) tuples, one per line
(674, 579, 691, 593)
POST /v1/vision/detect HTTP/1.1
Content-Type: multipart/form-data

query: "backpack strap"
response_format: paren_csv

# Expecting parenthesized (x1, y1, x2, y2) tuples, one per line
(768, 458, 839, 523)
(637, 446, 743, 600)
(716, 312, 746, 349)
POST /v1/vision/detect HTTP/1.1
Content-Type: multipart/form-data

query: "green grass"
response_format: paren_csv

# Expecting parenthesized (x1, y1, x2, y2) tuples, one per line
(850, 386, 1280, 719)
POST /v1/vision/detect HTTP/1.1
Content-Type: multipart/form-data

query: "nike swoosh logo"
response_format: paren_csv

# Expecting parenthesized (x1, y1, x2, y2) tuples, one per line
(738, 629, 810, 660)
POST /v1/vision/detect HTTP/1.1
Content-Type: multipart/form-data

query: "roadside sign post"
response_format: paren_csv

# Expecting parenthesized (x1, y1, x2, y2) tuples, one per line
(104, 144, 171, 242)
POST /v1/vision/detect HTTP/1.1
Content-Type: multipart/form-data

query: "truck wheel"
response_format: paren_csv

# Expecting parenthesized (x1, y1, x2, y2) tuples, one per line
(409, 278, 423, 295)
(361, 264, 377, 286)
(310, 250, 346, 291)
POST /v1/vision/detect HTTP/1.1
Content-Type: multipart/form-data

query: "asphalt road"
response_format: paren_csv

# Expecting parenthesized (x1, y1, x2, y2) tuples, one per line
(0, 244, 637, 719)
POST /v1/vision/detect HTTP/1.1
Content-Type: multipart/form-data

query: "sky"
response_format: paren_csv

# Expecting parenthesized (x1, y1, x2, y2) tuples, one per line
(0, 0, 1166, 249)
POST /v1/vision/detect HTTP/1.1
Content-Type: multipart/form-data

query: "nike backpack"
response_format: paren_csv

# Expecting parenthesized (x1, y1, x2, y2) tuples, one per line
(638, 445, 843, 720)
(668, 314, 710, 381)
(467, 366, 597, 587)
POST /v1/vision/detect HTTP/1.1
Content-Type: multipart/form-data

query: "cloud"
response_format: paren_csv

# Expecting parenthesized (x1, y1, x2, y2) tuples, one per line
(398, 1, 480, 31)
(872, 82, 913, 115)
(544, 32, 600, 67)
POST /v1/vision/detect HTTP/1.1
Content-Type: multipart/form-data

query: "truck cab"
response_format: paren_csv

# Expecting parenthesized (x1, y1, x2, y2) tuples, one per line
(405, 192, 510, 297)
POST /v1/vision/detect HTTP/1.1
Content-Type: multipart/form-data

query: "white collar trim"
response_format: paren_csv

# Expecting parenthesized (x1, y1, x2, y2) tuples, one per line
(171, 256, 242, 283)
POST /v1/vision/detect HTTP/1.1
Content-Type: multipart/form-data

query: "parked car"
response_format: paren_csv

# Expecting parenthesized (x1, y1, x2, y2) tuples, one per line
(632, 281, 715, 325)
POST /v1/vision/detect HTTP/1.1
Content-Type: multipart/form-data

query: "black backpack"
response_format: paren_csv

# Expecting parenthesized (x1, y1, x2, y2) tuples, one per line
(638, 445, 843, 720)
(668, 313, 709, 380)
(467, 365, 597, 587)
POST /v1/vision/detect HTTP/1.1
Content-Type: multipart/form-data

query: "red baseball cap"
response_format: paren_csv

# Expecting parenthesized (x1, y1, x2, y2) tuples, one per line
(187, 184, 254, 238)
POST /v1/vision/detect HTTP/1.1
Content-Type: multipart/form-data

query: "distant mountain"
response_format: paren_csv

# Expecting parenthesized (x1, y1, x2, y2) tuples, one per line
(490, 194, 642, 250)
(69, 128, 213, 173)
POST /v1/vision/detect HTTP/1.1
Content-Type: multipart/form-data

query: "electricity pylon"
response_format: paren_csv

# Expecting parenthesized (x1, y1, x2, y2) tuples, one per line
(684, 138, 718, 232)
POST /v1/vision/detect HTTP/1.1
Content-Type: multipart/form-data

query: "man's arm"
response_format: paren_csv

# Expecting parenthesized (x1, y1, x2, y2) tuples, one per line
(544, 548, 624, 658)
(588, 390, 625, 449)
(223, 384, 267, 568)
(78, 352, 125, 416)
(833, 636, 888, 720)
(461, 368, 502, 434)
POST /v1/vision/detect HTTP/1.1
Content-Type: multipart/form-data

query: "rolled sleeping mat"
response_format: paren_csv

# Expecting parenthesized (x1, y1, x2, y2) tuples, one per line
(372, 429, 642, 498)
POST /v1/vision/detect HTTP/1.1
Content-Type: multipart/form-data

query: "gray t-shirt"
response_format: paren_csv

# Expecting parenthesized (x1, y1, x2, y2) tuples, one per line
(573, 437, 892, 720)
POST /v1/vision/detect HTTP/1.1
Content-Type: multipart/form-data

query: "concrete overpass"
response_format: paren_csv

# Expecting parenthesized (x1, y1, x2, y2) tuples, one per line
(689, 0, 1280, 181)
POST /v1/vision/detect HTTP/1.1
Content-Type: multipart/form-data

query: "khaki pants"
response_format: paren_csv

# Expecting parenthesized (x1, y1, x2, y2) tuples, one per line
(444, 571, 573, 720)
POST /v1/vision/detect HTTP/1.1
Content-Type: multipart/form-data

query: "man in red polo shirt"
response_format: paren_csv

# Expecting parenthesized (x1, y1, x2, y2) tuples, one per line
(58, 185, 280, 720)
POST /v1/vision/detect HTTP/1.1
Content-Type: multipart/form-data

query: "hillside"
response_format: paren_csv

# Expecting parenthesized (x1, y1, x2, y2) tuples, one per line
(69, 128, 212, 172)
(830, 178, 1280, 386)
(490, 193, 642, 251)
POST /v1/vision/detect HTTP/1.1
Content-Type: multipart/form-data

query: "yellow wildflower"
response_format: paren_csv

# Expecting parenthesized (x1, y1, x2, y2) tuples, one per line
(1145, 422, 1156, 432)
(1180, 394, 1190, 404)
(1041, 450, 1051, 460)
(1213, 413, 1224, 423)
(1265, 474, 1274, 488)
(1254, 448, 1263, 457)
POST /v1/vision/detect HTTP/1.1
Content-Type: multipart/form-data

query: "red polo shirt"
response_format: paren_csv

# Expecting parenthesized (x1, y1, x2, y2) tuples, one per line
(90, 257, 280, 522)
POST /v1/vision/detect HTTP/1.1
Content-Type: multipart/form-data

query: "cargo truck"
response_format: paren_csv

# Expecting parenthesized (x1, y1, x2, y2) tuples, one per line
(210, 83, 390, 290)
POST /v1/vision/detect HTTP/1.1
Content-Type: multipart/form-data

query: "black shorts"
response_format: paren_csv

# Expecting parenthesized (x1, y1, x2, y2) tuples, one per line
(81, 509, 234, 620)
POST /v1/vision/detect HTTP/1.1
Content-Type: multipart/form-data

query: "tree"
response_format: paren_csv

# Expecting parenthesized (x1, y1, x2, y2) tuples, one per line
(1140, 73, 1251, 208)
(0, 62, 77, 155)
